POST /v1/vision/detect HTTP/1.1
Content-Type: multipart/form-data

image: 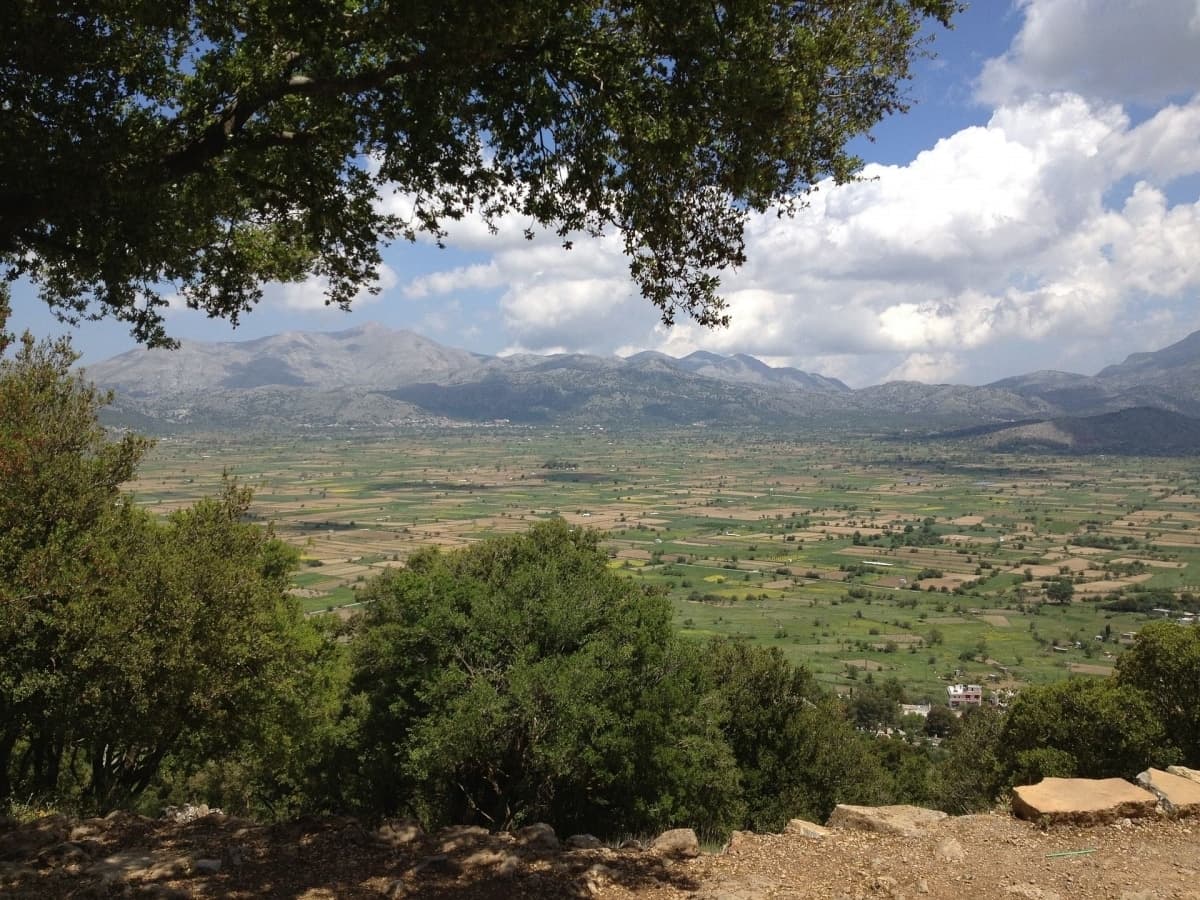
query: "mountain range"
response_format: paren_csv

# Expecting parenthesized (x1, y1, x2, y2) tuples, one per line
(84, 324, 1200, 446)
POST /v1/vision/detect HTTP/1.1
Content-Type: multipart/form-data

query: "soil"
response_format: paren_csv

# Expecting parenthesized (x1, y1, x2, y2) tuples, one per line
(2, 808, 1197, 899)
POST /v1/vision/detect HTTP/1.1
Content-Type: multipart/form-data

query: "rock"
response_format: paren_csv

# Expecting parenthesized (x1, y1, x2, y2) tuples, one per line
(784, 818, 829, 839)
(565, 833, 602, 850)
(1140, 768, 1200, 816)
(193, 857, 222, 875)
(162, 803, 220, 824)
(1012, 777, 1158, 825)
(515, 821, 559, 851)
(723, 830, 755, 855)
(377, 818, 424, 848)
(93, 850, 190, 884)
(936, 836, 966, 862)
(917, 878, 930, 894)
(826, 804, 948, 837)
(651, 827, 700, 858)
(1168, 765, 1200, 785)
(581, 863, 616, 896)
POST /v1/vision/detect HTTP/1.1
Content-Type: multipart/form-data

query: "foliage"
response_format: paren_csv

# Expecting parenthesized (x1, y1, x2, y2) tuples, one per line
(930, 705, 1003, 814)
(336, 520, 742, 834)
(697, 640, 891, 830)
(0, 320, 334, 813)
(2, 1, 958, 345)
(1044, 578, 1074, 604)
(1116, 622, 1200, 765)
(997, 678, 1170, 787)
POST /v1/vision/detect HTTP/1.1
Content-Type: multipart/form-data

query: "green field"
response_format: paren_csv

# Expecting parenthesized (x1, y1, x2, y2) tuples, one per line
(129, 428, 1200, 701)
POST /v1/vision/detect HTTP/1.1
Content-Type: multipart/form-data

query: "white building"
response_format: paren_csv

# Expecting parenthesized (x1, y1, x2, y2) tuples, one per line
(946, 683, 983, 709)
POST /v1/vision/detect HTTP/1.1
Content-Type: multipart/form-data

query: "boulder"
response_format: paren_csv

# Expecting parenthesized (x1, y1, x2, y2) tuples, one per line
(1012, 777, 1158, 825)
(784, 818, 829, 839)
(515, 822, 559, 851)
(1137, 767, 1200, 817)
(651, 828, 700, 858)
(826, 804, 947, 837)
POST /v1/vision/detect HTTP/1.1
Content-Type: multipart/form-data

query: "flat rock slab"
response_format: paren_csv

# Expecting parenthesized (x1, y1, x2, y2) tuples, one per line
(825, 804, 947, 837)
(1138, 768, 1200, 816)
(783, 818, 829, 839)
(1167, 765, 1200, 785)
(1012, 778, 1158, 825)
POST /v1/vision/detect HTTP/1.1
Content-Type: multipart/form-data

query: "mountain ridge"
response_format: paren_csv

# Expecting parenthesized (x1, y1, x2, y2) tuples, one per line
(85, 324, 1200, 438)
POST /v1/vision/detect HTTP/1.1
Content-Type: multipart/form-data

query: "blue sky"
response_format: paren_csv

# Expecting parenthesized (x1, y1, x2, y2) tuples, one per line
(11, 0, 1200, 387)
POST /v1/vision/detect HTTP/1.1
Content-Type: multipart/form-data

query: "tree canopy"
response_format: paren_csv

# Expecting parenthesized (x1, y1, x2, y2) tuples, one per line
(1, 0, 959, 345)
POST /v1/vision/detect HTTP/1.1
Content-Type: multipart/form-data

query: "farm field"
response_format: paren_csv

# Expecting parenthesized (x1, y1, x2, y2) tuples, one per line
(127, 428, 1200, 701)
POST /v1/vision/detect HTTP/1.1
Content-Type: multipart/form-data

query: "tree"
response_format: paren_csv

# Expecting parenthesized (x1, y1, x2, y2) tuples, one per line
(1, 1, 959, 345)
(923, 704, 959, 739)
(0, 310, 334, 811)
(697, 639, 890, 830)
(1045, 578, 1074, 604)
(339, 520, 742, 834)
(1116, 622, 1200, 765)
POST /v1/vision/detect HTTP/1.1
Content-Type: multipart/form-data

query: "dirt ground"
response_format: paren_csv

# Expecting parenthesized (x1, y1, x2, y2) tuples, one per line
(3, 807, 1198, 899)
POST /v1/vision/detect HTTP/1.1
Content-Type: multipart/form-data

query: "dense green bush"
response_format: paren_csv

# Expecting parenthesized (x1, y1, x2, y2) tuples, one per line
(333, 521, 743, 835)
(997, 678, 1171, 787)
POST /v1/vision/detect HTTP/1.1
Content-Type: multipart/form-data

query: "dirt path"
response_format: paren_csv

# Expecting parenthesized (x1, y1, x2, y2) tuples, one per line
(2, 809, 1197, 899)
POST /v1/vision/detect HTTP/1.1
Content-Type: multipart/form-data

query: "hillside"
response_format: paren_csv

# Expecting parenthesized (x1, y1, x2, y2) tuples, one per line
(4, 803, 1196, 899)
(947, 407, 1200, 455)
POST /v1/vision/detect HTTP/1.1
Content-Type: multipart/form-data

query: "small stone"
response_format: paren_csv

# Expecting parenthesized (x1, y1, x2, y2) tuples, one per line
(651, 828, 700, 859)
(582, 863, 616, 895)
(936, 837, 966, 862)
(784, 818, 829, 839)
(917, 879, 930, 894)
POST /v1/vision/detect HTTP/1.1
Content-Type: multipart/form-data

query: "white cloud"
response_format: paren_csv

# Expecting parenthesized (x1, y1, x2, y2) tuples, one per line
(978, 0, 1200, 105)
(372, 4, 1200, 386)
(267, 264, 397, 313)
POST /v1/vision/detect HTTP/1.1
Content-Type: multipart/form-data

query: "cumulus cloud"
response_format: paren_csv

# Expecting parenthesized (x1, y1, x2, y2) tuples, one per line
(978, 0, 1200, 105)
(387, 2, 1200, 386)
(267, 264, 398, 313)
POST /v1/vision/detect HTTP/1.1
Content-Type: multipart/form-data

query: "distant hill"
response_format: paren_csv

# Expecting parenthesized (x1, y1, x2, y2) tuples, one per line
(954, 407, 1200, 455)
(83, 323, 1200, 436)
(987, 330, 1200, 418)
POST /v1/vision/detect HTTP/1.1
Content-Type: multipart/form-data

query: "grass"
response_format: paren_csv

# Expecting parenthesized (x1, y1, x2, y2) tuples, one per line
(127, 429, 1200, 700)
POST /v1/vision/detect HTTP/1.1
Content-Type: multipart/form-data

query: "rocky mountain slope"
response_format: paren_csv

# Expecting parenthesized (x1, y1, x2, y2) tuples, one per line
(84, 324, 1200, 434)
(989, 330, 1200, 418)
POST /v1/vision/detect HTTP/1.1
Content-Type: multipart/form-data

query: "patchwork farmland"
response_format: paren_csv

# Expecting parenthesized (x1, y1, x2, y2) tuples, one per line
(128, 429, 1200, 700)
